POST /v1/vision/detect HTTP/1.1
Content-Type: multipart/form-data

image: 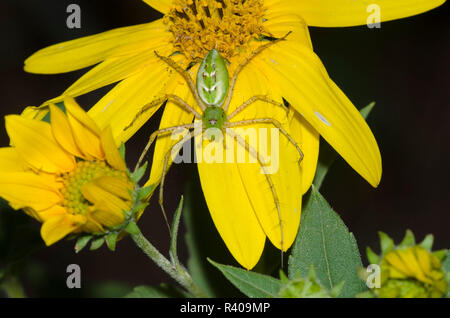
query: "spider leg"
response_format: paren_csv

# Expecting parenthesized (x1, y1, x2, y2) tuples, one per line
(225, 118, 304, 163)
(135, 123, 196, 172)
(227, 95, 288, 121)
(224, 128, 285, 267)
(124, 94, 201, 132)
(223, 32, 292, 112)
(155, 51, 207, 111)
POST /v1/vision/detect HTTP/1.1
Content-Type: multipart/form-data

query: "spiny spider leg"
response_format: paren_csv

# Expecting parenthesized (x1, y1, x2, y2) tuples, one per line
(155, 51, 207, 111)
(125, 94, 202, 132)
(225, 118, 305, 163)
(227, 95, 289, 121)
(225, 128, 285, 266)
(135, 123, 196, 171)
(223, 31, 292, 112)
(158, 129, 203, 237)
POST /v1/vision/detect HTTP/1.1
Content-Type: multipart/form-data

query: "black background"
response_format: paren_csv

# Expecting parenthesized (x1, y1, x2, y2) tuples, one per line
(0, 1, 449, 297)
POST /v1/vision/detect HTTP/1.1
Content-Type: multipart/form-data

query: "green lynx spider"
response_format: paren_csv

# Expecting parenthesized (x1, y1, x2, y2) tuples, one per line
(127, 32, 304, 251)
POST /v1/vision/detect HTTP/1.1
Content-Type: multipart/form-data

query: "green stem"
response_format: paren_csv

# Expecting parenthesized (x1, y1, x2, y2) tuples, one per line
(130, 229, 207, 298)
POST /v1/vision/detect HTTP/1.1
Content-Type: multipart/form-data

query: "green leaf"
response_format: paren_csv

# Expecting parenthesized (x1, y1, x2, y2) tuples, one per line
(90, 237, 105, 251)
(208, 259, 283, 298)
(75, 235, 92, 253)
(169, 196, 184, 265)
(105, 232, 118, 252)
(288, 187, 366, 298)
(313, 102, 375, 189)
(125, 284, 189, 298)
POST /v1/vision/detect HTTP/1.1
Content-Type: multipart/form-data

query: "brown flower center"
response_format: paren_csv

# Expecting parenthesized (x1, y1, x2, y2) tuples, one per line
(164, 0, 269, 62)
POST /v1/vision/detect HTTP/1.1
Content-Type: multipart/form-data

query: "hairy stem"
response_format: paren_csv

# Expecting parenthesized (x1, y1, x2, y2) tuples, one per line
(130, 229, 207, 298)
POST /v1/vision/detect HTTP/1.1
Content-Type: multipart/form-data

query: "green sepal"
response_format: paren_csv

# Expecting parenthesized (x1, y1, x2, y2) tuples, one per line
(124, 221, 140, 236)
(399, 229, 416, 248)
(106, 232, 119, 252)
(359, 102, 376, 120)
(75, 235, 92, 253)
(131, 162, 148, 183)
(136, 185, 155, 202)
(433, 249, 448, 262)
(90, 237, 105, 251)
(133, 202, 149, 215)
(378, 231, 394, 254)
(366, 246, 380, 264)
(419, 234, 434, 251)
(118, 143, 126, 161)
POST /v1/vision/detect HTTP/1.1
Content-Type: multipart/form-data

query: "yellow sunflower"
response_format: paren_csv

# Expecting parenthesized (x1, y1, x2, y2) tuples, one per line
(22, 0, 445, 268)
(0, 97, 135, 246)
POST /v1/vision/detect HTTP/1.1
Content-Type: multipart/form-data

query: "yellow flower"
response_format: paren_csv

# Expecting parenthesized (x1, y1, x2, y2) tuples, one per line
(363, 231, 448, 298)
(0, 97, 135, 246)
(22, 0, 445, 268)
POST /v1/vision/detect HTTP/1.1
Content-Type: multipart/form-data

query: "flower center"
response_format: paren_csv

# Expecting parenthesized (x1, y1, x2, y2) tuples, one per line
(61, 161, 128, 216)
(164, 0, 268, 62)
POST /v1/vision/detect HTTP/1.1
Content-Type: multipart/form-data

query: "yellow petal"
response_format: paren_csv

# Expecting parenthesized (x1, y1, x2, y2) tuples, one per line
(21, 105, 49, 121)
(414, 247, 432, 277)
(88, 208, 125, 229)
(142, 0, 172, 14)
(81, 181, 127, 227)
(397, 249, 430, 283)
(288, 111, 320, 195)
(0, 172, 62, 212)
(256, 41, 382, 187)
(49, 104, 84, 158)
(5, 115, 76, 173)
(82, 213, 105, 233)
(92, 176, 133, 201)
(264, 10, 312, 49)
(24, 20, 165, 74)
(101, 126, 127, 171)
(64, 97, 104, 160)
(0, 147, 27, 172)
(269, 0, 446, 27)
(38, 205, 67, 222)
(62, 33, 169, 99)
(87, 54, 173, 144)
(384, 251, 414, 276)
(195, 137, 267, 270)
(41, 214, 86, 246)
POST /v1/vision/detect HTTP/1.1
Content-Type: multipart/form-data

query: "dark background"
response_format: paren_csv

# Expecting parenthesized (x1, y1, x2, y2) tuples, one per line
(0, 1, 449, 297)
